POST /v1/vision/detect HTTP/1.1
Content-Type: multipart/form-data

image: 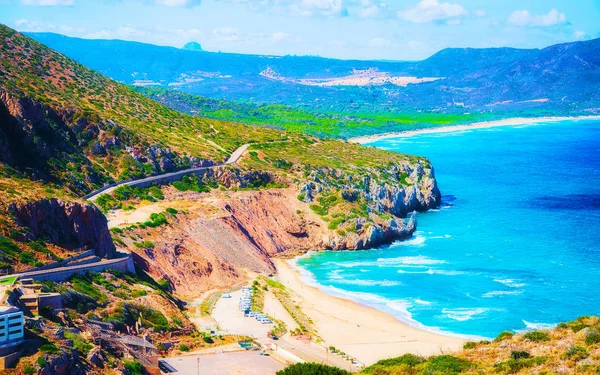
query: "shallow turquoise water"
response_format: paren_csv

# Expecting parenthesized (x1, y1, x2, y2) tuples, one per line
(297, 120, 600, 338)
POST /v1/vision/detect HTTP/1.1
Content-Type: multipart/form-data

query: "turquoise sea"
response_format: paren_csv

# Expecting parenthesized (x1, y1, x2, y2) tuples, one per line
(296, 119, 600, 338)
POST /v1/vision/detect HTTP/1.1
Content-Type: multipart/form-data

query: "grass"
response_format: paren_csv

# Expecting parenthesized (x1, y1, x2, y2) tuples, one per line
(0, 276, 17, 285)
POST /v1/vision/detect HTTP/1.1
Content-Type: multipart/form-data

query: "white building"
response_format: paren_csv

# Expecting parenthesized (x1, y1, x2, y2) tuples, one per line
(0, 307, 24, 349)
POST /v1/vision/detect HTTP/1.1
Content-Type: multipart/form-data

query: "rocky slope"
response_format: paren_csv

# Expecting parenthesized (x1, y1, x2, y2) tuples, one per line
(9, 198, 116, 259)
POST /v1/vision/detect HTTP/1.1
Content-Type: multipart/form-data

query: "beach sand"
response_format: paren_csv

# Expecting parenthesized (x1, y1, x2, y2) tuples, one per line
(349, 115, 600, 144)
(274, 259, 464, 366)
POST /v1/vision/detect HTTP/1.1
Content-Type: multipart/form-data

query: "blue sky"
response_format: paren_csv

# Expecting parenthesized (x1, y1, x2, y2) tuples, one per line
(1, 0, 599, 60)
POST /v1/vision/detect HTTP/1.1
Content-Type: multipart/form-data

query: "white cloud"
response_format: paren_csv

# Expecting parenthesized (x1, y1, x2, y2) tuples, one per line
(14, 19, 29, 26)
(154, 0, 201, 7)
(474, 9, 485, 17)
(368, 37, 392, 48)
(398, 0, 468, 24)
(20, 0, 75, 5)
(356, 0, 392, 18)
(270, 32, 289, 42)
(507, 9, 567, 27)
(289, 0, 346, 16)
(212, 27, 240, 42)
(573, 30, 587, 41)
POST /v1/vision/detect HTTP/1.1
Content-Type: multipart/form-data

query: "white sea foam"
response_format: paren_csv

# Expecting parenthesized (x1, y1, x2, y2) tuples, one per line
(378, 255, 446, 266)
(289, 258, 482, 339)
(482, 290, 523, 298)
(493, 278, 527, 288)
(334, 279, 402, 287)
(520, 320, 557, 332)
(414, 299, 433, 306)
(442, 308, 488, 321)
(397, 268, 465, 276)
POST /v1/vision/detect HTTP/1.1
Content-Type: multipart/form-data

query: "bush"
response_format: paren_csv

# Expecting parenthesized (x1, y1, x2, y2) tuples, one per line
(124, 360, 144, 375)
(585, 330, 600, 345)
(564, 345, 588, 360)
(24, 365, 36, 375)
(523, 330, 550, 342)
(179, 344, 190, 352)
(421, 355, 473, 374)
(495, 330, 514, 342)
(37, 356, 46, 367)
(494, 357, 548, 373)
(511, 350, 531, 360)
(166, 207, 178, 215)
(0, 236, 20, 256)
(363, 354, 426, 373)
(39, 343, 59, 353)
(463, 342, 477, 349)
(276, 363, 351, 375)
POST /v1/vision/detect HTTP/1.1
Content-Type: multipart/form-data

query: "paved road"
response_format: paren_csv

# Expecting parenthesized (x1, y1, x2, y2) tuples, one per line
(162, 351, 284, 375)
(85, 143, 251, 201)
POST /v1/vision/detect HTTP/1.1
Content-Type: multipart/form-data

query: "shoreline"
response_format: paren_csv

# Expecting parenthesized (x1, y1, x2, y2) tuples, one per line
(274, 258, 464, 366)
(348, 115, 600, 144)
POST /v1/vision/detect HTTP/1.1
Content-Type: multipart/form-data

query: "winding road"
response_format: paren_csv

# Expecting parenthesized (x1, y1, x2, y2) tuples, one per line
(84, 143, 250, 201)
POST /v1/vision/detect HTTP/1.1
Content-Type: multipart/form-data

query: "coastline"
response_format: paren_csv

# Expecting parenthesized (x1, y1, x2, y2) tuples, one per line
(274, 258, 464, 366)
(348, 115, 600, 144)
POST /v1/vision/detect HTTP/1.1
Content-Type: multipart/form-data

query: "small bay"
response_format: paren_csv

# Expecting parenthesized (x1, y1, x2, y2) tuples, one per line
(297, 119, 600, 338)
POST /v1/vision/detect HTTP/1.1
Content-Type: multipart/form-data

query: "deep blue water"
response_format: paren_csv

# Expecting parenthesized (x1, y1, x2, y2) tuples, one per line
(297, 120, 600, 338)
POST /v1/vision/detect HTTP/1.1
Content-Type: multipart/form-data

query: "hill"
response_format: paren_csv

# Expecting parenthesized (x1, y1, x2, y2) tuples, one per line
(279, 316, 600, 374)
(0, 23, 441, 276)
(26, 32, 600, 117)
(0, 23, 442, 374)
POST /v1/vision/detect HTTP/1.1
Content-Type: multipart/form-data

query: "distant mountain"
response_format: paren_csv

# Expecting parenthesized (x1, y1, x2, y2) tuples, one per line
(26, 32, 600, 113)
(182, 41, 203, 51)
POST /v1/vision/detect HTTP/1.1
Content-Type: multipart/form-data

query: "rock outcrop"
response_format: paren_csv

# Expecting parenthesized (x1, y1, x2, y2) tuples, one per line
(9, 198, 116, 258)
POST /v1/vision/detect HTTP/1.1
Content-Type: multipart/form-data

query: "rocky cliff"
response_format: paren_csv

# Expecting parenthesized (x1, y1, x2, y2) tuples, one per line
(9, 198, 116, 259)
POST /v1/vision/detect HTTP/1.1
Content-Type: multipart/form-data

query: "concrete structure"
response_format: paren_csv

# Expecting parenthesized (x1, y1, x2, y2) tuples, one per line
(0, 307, 24, 351)
(16, 251, 135, 282)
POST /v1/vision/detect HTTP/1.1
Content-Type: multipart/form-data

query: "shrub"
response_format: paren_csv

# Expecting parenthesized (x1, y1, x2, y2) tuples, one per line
(363, 354, 426, 373)
(495, 330, 514, 342)
(39, 343, 59, 353)
(523, 330, 550, 342)
(179, 344, 190, 352)
(511, 350, 531, 360)
(463, 342, 477, 349)
(24, 365, 36, 375)
(166, 207, 178, 215)
(0, 236, 20, 257)
(421, 355, 473, 374)
(585, 330, 600, 345)
(124, 360, 144, 375)
(564, 345, 588, 360)
(494, 357, 548, 373)
(276, 363, 351, 375)
(37, 356, 46, 367)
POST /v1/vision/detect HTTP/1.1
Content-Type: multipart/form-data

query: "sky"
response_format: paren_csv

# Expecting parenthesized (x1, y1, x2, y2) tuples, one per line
(1, 0, 600, 60)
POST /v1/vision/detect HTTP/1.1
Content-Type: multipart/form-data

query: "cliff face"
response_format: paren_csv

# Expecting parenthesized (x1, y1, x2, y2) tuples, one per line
(9, 199, 116, 259)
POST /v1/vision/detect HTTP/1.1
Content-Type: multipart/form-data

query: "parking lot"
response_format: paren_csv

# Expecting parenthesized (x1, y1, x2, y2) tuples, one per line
(161, 351, 284, 375)
(212, 289, 272, 338)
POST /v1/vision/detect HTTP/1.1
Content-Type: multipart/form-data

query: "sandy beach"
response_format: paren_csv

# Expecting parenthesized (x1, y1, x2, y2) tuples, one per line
(274, 259, 464, 366)
(349, 115, 600, 144)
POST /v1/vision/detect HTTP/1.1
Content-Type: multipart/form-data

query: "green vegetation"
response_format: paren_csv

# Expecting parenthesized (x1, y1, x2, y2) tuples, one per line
(137, 86, 508, 139)
(64, 331, 94, 356)
(523, 330, 550, 342)
(276, 363, 351, 375)
(124, 360, 144, 375)
(584, 330, 600, 345)
(495, 330, 514, 342)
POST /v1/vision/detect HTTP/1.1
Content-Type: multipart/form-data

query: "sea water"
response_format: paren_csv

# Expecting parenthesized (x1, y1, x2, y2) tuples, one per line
(296, 119, 600, 338)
